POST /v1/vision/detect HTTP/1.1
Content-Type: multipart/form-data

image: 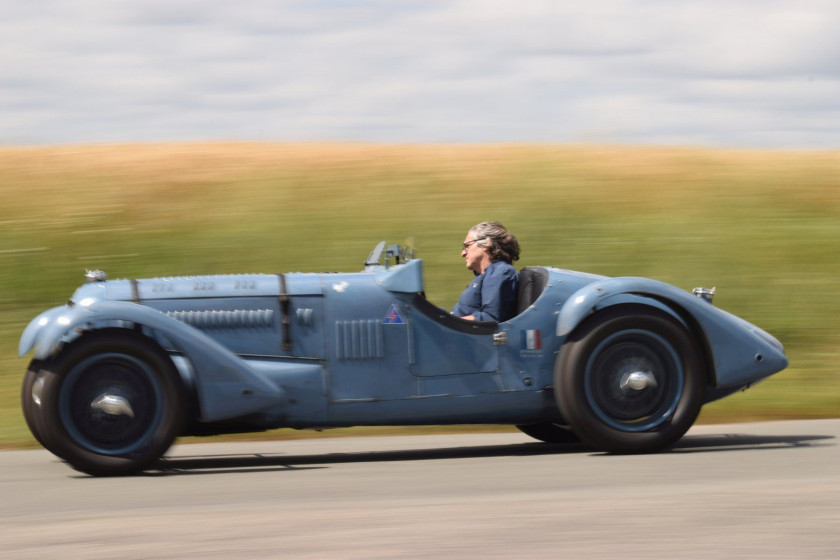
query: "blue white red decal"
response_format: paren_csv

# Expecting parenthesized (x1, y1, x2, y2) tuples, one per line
(522, 329, 542, 350)
(519, 329, 543, 357)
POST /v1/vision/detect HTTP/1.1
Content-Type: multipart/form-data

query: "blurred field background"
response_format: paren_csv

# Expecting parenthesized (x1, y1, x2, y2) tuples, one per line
(1, 143, 837, 448)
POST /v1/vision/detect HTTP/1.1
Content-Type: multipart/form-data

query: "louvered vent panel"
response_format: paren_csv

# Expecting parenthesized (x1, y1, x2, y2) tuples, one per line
(167, 309, 274, 330)
(335, 319, 383, 359)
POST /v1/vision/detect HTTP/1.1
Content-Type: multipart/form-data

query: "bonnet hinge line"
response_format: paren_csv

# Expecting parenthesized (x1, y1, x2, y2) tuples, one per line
(278, 274, 293, 352)
(130, 279, 141, 304)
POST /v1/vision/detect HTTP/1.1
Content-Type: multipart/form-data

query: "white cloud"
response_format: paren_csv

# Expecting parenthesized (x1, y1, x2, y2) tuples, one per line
(1, 0, 838, 146)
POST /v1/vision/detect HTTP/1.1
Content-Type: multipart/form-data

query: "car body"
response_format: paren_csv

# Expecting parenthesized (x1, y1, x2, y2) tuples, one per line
(20, 242, 788, 476)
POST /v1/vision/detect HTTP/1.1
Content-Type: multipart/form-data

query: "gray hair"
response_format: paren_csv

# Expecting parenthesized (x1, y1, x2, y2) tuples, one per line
(470, 221, 520, 263)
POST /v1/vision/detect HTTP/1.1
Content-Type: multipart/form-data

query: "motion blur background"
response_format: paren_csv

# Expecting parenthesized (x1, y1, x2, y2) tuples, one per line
(1, 1, 838, 446)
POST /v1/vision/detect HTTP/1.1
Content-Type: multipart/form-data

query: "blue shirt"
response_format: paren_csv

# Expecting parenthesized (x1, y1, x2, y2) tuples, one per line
(452, 260, 519, 322)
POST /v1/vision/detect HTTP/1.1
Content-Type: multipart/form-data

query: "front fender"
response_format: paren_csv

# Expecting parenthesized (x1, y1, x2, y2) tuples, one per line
(19, 299, 284, 422)
(556, 277, 788, 389)
(556, 278, 687, 338)
(20, 305, 79, 359)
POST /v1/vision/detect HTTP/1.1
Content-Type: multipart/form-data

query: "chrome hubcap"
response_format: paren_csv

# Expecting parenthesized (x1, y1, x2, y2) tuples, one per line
(90, 394, 135, 418)
(620, 371, 658, 392)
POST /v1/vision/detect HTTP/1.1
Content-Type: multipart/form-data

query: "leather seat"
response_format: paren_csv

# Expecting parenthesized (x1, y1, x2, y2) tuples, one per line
(516, 267, 548, 315)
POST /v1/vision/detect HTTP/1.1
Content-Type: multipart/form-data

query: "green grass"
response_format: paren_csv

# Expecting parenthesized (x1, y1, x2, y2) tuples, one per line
(1, 143, 838, 448)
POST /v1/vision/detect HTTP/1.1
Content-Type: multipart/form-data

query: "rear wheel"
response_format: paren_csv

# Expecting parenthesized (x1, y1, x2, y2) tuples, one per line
(37, 331, 184, 476)
(556, 306, 705, 453)
(515, 422, 581, 444)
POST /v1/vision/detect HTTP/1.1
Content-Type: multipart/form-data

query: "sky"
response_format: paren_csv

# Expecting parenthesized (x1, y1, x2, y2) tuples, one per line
(2, 0, 839, 148)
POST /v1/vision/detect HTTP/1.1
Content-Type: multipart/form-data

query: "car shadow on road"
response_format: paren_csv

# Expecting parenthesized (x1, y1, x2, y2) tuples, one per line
(147, 432, 834, 476)
(150, 440, 587, 476)
(668, 432, 835, 454)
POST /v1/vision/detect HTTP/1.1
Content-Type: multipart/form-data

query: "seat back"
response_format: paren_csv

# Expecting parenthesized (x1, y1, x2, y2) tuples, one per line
(517, 266, 549, 315)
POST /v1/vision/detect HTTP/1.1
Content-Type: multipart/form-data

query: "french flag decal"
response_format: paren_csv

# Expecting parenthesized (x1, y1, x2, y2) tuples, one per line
(522, 329, 542, 350)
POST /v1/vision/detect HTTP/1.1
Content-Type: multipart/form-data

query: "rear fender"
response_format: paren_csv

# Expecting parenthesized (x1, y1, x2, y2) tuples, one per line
(19, 299, 284, 422)
(556, 277, 788, 388)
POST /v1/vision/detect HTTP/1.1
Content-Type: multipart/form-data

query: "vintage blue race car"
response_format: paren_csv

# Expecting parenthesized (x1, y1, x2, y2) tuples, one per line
(20, 241, 788, 476)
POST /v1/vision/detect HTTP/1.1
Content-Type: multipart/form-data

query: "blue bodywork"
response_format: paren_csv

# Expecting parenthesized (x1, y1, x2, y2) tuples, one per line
(20, 250, 788, 435)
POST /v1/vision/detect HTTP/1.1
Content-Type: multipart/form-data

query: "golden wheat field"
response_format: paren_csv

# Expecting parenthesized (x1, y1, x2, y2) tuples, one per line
(0, 143, 838, 447)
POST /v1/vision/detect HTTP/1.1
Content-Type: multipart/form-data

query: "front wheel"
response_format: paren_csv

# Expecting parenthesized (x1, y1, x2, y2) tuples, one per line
(21, 361, 47, 449)
(555, 306, 706, 454)
(36, 331, 184, 476)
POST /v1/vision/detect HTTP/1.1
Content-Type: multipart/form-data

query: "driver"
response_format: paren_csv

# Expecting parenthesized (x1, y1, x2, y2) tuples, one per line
(452, 221, 520, 322)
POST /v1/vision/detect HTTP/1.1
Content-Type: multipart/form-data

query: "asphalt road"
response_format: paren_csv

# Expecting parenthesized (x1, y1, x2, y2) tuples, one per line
(2, 419, 838, 559)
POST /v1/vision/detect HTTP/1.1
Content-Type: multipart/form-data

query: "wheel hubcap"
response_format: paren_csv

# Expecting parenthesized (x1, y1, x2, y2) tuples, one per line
(584, 329, 684, 432)
(90, 394, 135, 418)
(620, 371, 658, 392)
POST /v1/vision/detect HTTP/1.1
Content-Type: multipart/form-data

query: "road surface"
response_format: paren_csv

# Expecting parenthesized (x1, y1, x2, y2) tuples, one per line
(2, 419, 838, 559)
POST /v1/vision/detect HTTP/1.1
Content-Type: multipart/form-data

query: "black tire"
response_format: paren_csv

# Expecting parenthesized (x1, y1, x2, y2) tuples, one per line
(515, 422, 581, 444)
(36, 331, 184, 476)
(555, 306, 705, 454)
(21, 361, 47, 448)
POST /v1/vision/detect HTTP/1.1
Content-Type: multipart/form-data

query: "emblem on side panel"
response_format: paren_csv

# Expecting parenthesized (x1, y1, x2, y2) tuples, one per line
(522, 329, 542, 350)
(520, 329, 543, 357)
(383, 304, 406, 324)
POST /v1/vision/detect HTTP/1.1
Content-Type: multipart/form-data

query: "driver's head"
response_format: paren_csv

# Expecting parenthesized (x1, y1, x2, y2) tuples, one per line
(467, 222, 520, 264)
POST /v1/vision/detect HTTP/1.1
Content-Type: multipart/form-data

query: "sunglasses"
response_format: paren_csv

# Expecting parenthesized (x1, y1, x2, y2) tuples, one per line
(462, 238, 485, 250)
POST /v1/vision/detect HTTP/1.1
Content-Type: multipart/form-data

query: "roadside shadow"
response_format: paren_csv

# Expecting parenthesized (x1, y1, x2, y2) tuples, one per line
(669, 432, 835, 454)
(146, 431, 833, 476)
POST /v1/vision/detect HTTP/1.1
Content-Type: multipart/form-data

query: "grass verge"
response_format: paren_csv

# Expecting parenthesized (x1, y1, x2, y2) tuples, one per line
(1, 143, 837, 449)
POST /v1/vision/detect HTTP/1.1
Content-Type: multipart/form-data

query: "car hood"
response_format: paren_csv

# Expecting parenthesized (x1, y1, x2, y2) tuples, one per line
(71, 273, 323, 304)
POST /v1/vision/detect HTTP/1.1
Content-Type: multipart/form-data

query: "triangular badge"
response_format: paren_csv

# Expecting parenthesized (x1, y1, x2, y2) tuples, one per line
(383, 304, 406, 324)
